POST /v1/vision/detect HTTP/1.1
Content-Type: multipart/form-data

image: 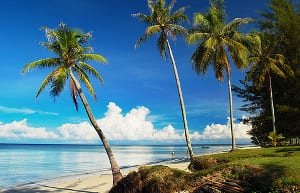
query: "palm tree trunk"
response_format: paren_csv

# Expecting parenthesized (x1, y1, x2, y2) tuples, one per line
(268, 73, 276, 134)
(69, 69, 123, 186)
(166, 39, 194, 162)
(227, 72, 236, 151)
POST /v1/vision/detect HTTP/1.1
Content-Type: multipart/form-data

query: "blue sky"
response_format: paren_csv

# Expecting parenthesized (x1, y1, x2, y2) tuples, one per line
(0, 0, 269, 144)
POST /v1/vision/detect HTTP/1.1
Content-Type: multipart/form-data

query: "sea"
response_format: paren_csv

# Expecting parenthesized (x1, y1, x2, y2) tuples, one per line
(0, 143, 247, 189)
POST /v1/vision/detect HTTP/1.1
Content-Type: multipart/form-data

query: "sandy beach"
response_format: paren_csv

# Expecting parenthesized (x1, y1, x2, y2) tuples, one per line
(0, 161, 190, 193)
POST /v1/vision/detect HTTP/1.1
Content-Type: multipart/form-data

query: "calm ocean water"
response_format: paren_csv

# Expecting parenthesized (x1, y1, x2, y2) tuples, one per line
(0, 143, 235, 189)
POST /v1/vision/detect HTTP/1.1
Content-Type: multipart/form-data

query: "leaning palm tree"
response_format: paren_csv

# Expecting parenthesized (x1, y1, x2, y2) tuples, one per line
(246, 33, 293, 137)
(133, 0, 194, 161)
(186, 0, 253, 150)
(22, 23, 123, 185)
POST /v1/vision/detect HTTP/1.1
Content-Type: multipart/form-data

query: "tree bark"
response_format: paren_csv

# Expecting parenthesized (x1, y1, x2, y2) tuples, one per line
(166, 39, 194, 162)
(227, 71, 236, 151)
(268, 73, 276, 134)
(69, 69, 123, 186)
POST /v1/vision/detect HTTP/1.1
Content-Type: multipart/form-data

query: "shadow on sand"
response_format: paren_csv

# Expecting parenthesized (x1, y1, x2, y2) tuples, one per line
(1, 182, 104, 193)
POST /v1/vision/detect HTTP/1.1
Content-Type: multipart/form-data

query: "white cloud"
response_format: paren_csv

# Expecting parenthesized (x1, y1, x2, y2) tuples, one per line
(0, 105, 58, 115)
(0, 119, 58, 139)
(57, 122, 97, 141)
(98, 102, 156, 140)
(0, 102, 252, 143)
(199, 118, 252, 140)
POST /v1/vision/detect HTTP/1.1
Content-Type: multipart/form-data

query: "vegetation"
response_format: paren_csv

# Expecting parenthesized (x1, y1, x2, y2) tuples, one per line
(233, 0, 300, 146)
(21, 23, 123, 185)
(186, 0, 254, 151)
(246, 33, 293, 136)
(132, 0, 194, 161)
(110, 146, 300, 193)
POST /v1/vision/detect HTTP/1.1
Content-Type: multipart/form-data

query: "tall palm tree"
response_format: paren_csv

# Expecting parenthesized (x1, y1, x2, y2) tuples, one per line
(22, 23, 123, 185)
(186, 0, 253, 150)
(246, 33, 293, 136)
(133, 0, 194, 161)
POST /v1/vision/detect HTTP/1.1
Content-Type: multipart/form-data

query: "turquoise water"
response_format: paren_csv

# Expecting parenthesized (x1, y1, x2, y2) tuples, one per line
(0, 144, 233, 189)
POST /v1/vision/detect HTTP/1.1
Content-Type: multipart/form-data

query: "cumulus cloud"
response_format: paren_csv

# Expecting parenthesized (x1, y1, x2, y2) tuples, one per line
(0, 102, 252, 143)
(0, 119, 58, 139)
(199, 118, 251, 140)
(57, 122, 97, 141)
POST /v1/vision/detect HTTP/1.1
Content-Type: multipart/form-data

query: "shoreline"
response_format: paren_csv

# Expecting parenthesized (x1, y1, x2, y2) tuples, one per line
(0, 158, 190, 193)
(0, 145, 259, 193)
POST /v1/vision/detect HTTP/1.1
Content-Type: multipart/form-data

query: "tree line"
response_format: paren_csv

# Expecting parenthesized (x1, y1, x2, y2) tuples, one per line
(21, 0, 299, 186)
(233, 0, 300, 147)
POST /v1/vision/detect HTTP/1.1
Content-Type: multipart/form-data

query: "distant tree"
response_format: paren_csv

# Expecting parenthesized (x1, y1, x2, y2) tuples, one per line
(132, 0, 194, 161)
(186, 0, 253, 150)
(22, 23, 123, 185)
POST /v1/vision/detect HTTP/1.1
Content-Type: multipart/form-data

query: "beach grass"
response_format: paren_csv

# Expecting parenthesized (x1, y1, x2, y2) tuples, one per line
(110, 146, 300, 193)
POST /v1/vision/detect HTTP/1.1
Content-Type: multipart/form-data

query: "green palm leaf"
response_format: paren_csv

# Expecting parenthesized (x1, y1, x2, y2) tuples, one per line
(81, 54, 108, 64)
(79, 61, 104, 84)
(22, 22, 107, 110)
(73, 65, 96, 100)
(22, 58, 61, 74)
(50, 67, 68, 97)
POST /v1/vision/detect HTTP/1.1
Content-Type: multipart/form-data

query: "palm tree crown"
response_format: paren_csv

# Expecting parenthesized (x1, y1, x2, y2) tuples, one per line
(247, 33, 292, 88)
(22, 23, 107, 111)
(187, 0, 252, 79)
(133, 0, 188, 58)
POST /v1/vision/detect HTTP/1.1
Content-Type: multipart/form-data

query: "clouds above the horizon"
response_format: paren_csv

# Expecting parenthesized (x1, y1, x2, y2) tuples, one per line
(0, 102, 251, 143)
(0, 105, 58, 115)
(0, 119, 58, 139)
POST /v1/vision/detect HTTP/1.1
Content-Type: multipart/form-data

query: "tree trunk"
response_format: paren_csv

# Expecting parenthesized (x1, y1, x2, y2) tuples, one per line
(166, 39, 194, 162)
(268, 73, 276, 134)
(69, 69, 123, 186)
(227, 71, 236, 151)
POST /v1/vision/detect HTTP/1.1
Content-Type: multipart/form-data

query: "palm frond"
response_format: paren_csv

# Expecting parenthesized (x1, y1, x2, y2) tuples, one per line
(80, 53, 108, 64)
(209, 0, 226, 29)
(36, 70, 56, 98)
(167, 24, 187, 38)
(223, 18, 254, 32)
(22, 58, 61, 74)
(146, 25, 161, 35)
(135, 34, 149, 48)
(78, 61, 104, 84)
(193, 13, 211, 31)
(73, 66, 96, 100)
(214, 62, 225, 81)
(157, 32, 167, 58)
(49, 67, 68, 98)
(225, 37, 249, 69)
(131, 13, 153, 25)
(135, 25, 161, 48)
(186, 32, 210, 45)
(167, 0, 176, 11)
(192, 42, 214, 75)
(170, 7, 189, 24)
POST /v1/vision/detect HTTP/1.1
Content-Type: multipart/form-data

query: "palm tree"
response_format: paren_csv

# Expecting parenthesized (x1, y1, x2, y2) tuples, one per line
(132, 0, 194, 161)
(22, 23, 123, 185)
(246, 33, 293, 137)
(186, 0, 253, 151)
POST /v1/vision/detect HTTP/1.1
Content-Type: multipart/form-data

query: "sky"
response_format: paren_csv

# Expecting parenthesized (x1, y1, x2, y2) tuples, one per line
(0, 0, 269, 145)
